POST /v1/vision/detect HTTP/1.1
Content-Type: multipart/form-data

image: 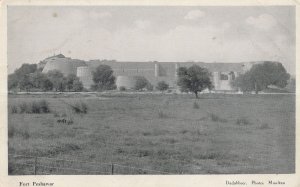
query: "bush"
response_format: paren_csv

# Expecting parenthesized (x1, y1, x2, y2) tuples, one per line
(39, 100, 50, 113)
(236, 117, 251, 125)
(19, 102, 29, 113)
(14, 100, 50, 114)
(31, 101, 40, 113)
(8, 125, 15, 138)
(119, 86, 126, 91)
(156, 81, 169, 92)
(208, 113, 228, 123)
(134, 76, 149, 91)
(30, 100, 50, 114)
(10, 105, 18, 114)
(71, 101, 88, 114)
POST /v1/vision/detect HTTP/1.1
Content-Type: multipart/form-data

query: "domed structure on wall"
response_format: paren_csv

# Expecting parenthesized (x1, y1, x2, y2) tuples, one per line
(42, 54, 87, 75)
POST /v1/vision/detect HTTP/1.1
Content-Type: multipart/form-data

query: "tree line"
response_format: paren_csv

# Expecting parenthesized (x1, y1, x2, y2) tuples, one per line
(91, 64, 170, 92)
(176, 61, 291, 98)
(8, 61, 292, 97)
(8, 64, 84, 92)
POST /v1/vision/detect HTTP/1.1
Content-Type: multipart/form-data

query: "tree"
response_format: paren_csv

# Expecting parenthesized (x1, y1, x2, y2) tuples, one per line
(8, 74, 19, 90)
(29, 72, 50, 90)
(134, 76, 149, 91)
(18, 74, 33, 91)
(92, 65, 116, 91)
(46, 70, 66, 91)
(232, 61, 290, 94)
(14, 64, 37, 77)
(156, 81, 169, 92)
(8, 63, 38, 91)
(65, 74, 83, 91)
(72, 79, 84, 92)
(40, 79, 53, 91)
(177, 65, 212, 98)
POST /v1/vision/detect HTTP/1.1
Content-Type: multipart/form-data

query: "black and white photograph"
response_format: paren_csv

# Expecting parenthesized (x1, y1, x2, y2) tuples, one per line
(3, 1, 297, 182)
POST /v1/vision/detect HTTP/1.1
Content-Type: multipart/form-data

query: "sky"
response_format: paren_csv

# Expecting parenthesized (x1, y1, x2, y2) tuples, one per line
(8, 6, 295, 74)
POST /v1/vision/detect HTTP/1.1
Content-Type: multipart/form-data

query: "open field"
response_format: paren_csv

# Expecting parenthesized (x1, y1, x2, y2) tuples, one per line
(8, 93, 295, 174)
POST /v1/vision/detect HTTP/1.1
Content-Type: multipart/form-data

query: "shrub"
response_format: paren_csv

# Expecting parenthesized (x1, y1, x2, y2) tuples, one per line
(14, 100, 50, 114)
(142, 131, 151, 136)
(19, 102, 29, 113)
(8, 125, 15, 138)
(119, 86, 126, 91)
(10, 105, 18, 114)
(193, 102, 199, 109)
(236, 117, 251, 125)
(156, 81, 169, 92)
(31, 101, 40, 113)
(29, 100, 50, 114)
(71, 101, 88, 114)
(134, 76, 149, 91)
(208, 113, 228, 123)
(38, 100, 50, 113)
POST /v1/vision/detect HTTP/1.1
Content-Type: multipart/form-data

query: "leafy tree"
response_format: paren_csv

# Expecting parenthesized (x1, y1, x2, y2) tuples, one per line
(232, 61, 290, 94)
(18, 75, 33, 91)
(8, 63, 38, 91)
(14, 64, 37, 77)
(8, 74, 19, 90)
(40, 79, 53, 91)
(156, 81, 169, 92)
(177, 65, 212, 98)
(65, 74, 83, 91)
(134, 76, 149, 91)
(72, 79, 84, 92)
(46, 70, 66, 91)
(29, 72, 50, 90)
(92, 65, 116, 91)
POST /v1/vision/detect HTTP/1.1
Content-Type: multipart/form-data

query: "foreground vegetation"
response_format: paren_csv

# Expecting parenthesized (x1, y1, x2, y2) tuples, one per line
(8, 93, 295, 174)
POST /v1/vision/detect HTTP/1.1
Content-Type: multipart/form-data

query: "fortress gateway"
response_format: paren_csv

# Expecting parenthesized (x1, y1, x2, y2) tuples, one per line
(40, 54, 256, 91)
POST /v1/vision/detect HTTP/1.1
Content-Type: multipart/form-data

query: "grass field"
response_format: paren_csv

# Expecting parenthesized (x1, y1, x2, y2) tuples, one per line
(8, 93, 295, 174)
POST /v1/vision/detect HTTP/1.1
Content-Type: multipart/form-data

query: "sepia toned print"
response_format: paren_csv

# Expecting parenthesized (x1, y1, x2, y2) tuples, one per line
(7, 6, 295, 175)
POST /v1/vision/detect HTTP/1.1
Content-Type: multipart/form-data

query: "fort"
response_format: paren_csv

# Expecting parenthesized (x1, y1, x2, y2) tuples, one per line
(40, 54, 259, 91)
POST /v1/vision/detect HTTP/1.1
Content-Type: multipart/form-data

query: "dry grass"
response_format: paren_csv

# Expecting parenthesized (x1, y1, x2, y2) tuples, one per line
(236, 117, 251, 125)
(8, 93, 295, 174)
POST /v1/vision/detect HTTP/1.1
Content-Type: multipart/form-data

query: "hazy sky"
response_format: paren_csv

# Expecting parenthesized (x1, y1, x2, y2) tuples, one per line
(8, 6, 295, 74)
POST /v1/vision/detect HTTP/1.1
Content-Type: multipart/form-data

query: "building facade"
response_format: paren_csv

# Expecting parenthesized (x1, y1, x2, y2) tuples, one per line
(41, 54, 254, 91)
